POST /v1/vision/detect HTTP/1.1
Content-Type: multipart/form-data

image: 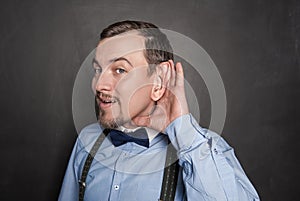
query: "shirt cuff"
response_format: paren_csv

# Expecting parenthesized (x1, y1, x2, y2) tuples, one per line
(165, 113, 207, 151)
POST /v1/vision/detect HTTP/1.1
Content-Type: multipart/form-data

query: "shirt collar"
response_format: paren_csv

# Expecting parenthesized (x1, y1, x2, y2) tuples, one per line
(117, 126, 159, 142)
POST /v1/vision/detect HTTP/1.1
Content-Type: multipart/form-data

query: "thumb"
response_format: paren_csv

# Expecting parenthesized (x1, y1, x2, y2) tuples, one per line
(132, 115, 150, 127)
(147, 104, 169, 132)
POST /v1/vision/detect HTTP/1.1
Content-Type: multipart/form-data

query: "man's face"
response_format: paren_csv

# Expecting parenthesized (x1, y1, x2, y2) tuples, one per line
(92, 32, 156, 129)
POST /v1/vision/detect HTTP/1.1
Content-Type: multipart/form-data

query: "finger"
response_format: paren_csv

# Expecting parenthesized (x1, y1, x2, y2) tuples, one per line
(148, 104, 168, 132)
(162, 62, 171, 88)
(169, 60, 176, 87)
(175, 62, 185, 87)
(132, 115, 150, 127)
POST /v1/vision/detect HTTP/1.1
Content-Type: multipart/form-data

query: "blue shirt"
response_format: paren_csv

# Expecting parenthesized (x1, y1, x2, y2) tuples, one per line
(58, 114, 260, 201)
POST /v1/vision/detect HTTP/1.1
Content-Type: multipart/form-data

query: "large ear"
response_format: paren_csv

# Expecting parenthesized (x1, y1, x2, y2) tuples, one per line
(150, 61, 172, 101)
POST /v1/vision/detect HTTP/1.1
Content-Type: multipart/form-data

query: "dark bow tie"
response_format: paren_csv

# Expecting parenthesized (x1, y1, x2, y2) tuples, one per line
(109, 128, 149, 148)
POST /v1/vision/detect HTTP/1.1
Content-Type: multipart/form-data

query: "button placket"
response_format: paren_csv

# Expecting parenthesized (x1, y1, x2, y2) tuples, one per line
(109, 151, 123, 200)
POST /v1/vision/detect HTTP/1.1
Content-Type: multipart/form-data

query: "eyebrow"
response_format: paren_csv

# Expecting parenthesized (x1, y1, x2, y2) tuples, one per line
(92, 57, 133, 68)
(110, 57, 133, 67)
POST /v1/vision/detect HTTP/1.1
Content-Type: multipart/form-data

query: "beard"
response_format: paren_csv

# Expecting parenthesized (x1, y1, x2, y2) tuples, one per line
(95, 94, 125, 129)
(98, 107, 125, 129)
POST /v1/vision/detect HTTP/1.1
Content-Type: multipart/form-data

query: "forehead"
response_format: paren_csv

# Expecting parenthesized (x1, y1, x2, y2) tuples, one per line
(95, 31, 146, 65)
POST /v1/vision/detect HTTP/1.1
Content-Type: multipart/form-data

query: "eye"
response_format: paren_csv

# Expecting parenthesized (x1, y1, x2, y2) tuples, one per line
(94, 67, 102, 75)
(116, 68, 126, 74)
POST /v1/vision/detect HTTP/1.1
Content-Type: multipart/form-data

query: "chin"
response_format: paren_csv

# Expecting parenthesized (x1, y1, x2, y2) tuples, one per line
(99, 119, 118, 129)
(98, 110, 125, 129)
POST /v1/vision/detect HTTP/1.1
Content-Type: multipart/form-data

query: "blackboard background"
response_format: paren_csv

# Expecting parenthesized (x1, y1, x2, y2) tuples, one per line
(0, 0, 299, 200)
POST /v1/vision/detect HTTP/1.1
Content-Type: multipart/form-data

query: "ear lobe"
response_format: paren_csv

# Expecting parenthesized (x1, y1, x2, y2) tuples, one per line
(151, 75, 165, 101)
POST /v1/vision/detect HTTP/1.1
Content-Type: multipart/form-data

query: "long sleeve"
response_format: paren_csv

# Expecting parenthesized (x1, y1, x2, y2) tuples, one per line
(58, 138, 81, 201)
(165, 114, 260, 201)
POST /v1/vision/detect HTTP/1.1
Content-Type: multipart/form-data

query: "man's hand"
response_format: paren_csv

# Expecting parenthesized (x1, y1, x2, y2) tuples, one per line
(133, 60, 189, 132)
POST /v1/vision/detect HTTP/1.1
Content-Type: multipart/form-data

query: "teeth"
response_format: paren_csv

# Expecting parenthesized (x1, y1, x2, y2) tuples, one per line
(101, 99, 116, 104)
(98, 94, 117, 104)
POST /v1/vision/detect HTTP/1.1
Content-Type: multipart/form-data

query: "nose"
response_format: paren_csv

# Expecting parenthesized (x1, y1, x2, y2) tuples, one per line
(94, 70, 114, 93)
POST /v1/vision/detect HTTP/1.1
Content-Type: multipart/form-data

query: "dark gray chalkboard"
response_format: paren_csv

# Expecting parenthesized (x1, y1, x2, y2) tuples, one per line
(0, 0, 299, 200)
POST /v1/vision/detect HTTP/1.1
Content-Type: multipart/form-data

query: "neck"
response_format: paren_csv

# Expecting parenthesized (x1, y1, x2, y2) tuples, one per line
(122, 121, 140, 129)
(123, 101, 156, 129)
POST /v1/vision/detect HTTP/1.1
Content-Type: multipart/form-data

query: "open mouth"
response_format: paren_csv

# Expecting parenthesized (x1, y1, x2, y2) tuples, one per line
(99, 98, 117, 104)
(97, 93, 118, 108)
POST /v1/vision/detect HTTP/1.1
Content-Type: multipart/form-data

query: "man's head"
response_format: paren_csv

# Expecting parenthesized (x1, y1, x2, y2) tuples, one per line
(100, 20, 173, 72)
(92, 20, 173, 129)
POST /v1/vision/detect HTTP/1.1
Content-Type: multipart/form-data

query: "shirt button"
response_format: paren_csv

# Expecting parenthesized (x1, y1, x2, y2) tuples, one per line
(214, 148, 218, 154)
(114, 185, 119, 190)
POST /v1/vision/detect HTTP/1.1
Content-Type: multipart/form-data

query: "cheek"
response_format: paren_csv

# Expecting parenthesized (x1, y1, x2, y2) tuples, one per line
(127, 85, 152, 117)
(115, 67, 154, 116)
(116, 79, 153, 117)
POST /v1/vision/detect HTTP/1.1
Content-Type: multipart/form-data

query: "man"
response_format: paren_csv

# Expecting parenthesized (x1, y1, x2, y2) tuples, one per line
(59, 20, 260, 201)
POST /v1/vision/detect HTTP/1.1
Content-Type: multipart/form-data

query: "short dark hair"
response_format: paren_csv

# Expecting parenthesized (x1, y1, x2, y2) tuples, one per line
(100, 20, 173, 73)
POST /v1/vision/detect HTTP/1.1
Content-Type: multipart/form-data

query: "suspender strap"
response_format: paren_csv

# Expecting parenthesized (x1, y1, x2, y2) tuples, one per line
(79, 130, 179, 201)
(79, 129, 110, 201)
(159, 142, 180, 201)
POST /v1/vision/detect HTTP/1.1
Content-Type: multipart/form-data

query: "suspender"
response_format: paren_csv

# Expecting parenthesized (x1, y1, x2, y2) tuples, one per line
(78, 129, 179, 201)
(78, 129, 110, 201)
(159, 141, 179, 201)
